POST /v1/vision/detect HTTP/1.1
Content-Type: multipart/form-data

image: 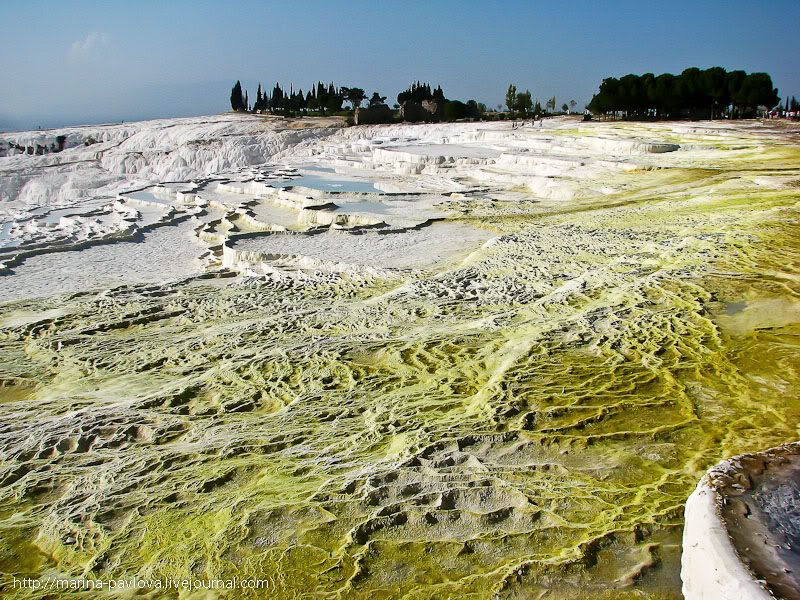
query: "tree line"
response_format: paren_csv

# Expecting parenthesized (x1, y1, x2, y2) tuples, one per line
(781, 96, 800, 112)
(395, 81, 488, 120)
(231, 80, 390, 116)
(504, 84, 578, 118)
(230, 79, 491, 121)
(230, 68, 787, 123)
(587, 67, 780, 119)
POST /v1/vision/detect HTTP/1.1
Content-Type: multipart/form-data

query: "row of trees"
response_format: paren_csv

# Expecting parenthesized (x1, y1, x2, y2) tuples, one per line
(505, 85, 577, 117)
(230, 80, 391, 115)
(395, 81, 489, 121)
(587, 68, 780, 119)
(231, 79, 492, 122)
(396, 81, 445, 105)
(232, 69, 786, 123)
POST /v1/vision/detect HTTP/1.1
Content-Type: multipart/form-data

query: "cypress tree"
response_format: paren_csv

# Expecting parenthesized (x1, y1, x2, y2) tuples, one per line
(271, 83, 284, 113)
(230, 80, 245, 111)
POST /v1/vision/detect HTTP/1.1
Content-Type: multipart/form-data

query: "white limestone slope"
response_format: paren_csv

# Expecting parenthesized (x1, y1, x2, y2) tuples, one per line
(0, 114, 339, 208)
(0, 114, 691, 301)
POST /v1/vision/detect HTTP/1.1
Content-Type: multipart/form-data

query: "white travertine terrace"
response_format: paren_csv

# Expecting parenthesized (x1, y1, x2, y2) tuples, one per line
(682, 475, 773, 600)
(7, 114, 684, 298)
(683, 443, 800, 600)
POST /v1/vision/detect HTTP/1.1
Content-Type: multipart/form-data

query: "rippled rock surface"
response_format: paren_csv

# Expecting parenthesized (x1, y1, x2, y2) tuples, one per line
(1, 115, 800, 598)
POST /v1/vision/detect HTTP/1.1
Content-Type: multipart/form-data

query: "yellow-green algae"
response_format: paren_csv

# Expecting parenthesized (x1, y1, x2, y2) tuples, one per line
(0, 124, 799, 599)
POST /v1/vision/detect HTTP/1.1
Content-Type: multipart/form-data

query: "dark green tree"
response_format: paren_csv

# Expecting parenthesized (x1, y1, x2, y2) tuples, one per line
(444, 100, 468, 121)
(230, 80, 246, 112)
(739, 73, 779, 113)
(369, 92, 387, 107)
(397, 81, 438, 105)
(271, 83, 285, 113)
(505, 84, 517, 114)
(341, 87, 366, 111)
(324, 83, 343, 112)
(514, 90, 532, 116)
(726, 70, 747, 118)
(702, 67, 728, 119)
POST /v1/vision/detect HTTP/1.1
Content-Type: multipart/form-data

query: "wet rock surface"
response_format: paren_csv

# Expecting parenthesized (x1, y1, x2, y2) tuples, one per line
(718, 444, 800, 600)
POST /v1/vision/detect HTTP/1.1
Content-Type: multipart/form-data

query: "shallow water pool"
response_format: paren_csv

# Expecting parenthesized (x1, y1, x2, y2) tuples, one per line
(278, 171, 381, 193)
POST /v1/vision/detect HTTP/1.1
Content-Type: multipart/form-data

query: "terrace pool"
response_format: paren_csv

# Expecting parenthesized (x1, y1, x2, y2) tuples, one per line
(278, 170, 382, 193)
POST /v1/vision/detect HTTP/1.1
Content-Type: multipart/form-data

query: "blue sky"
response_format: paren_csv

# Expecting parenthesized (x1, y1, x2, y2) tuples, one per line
(1, 0, 798, 130)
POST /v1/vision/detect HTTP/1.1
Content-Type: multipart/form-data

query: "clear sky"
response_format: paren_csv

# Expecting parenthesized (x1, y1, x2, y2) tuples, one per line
(1, 0, 798, 130)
